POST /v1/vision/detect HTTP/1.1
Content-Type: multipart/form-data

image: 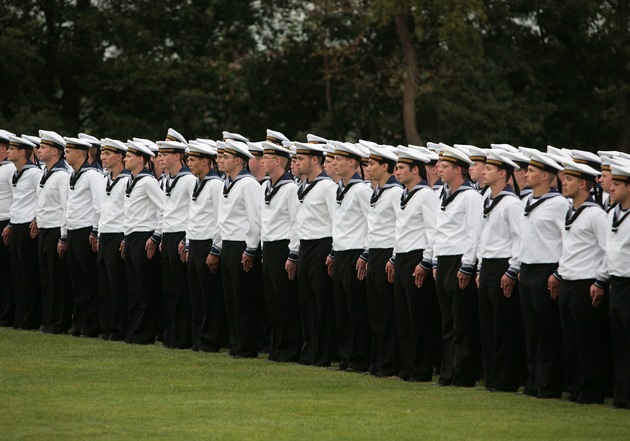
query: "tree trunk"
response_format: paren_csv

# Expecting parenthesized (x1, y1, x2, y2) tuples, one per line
(394, 12, 422, 145)
(616, 0, 630, 151)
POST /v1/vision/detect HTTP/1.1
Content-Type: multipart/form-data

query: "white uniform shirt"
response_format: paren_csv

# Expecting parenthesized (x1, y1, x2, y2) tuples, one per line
(123, 170, 164, 237)
(433, 183, 483, 272)
(558, 202, 608, 282)
(607, 205, 630, 278)
(295, 173, 337, 241)
(36, 160, 70, 233)
(9, 163, 42, 224)
(186, 173, 223, 241)
(0, 160, 16, 221)
(367, 176, 403, 250)
(332, 174, 371, 252)
(213, 170, 262, 255)
(98, 170, 131, 234)
(65, 165, 106, 231)
(160, 169, 196, 233)
(478, 187, 523, 274)
(261, 173, 299, 257)
(518, 192, 570, 264)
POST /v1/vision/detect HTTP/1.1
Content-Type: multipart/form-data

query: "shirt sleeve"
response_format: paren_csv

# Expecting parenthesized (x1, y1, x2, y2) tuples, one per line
(461, 191, 483, 271)
(243, 179, 262, 255)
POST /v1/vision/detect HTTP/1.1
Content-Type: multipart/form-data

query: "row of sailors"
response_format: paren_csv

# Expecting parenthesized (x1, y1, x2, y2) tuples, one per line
(1, 127, 630, 410)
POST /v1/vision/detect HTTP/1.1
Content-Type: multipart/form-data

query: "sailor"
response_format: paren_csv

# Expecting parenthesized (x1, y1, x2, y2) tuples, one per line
(61, 136, 105, 337)
(326, 141, 372, 373)
(123, 140, 164, 345)
(260, 139, 302, 362)
(549, 159, 610, 404)
(432, 144, 483, 387)
(364, 145, 403, 377)
(415, 143, 443, 197)
(571, 149, 604, 206)
(2, 135, 42, 330)
(0, 130, 16, 327)
(78, 133, 104, 173)
(246, 141, 267, 183)
(96, 138, 131, 341)
(457, 144, 487, 195)
(476, 150, 525, 392)
(604, 163, 630, 409)
(292, 140, 337, 366)
(157, 139, 197, 349)
(33, 130, 72, 334)
(185, 141, 226, 352)
(208, 139, 262, 358)
(518, 150, 570, 398)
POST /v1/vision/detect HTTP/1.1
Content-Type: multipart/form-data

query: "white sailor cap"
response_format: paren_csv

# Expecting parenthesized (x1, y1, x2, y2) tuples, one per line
(396, 146, 430, 166)
(0, 129, 15, 145)
(562, 159, 601, 181)
(78, 133, 101, 146)
(216, 141, 226, 153)
(294, 141, 326, 156)
(571, 149, 603, 171)
(490, 143, 519, 154)
(101, 138, 127, 153)
(196, 138, 217, 148)
(611, 163, 630, 183)
(166, 128, 187, 144)
(9, 135, 36, 150)
(410, 145, 440, 164)
(127, 140, 154, 158)
(282, 141, 297, 155)
(247, 141, 264, 157)
(222, 131, 248, 143)
(529, 150, 563, 173)
(598, 150, 620, 159)
(188, 141, 217, 158)
(440, 145, 474, 168)
(426, 142, 441, 153)
(224, 139, 253, 160)
(157, 140, 187, 154)
(620, 152, 630, 162)
(132, 138, 159, 153)
(39, 130, 65, 149)
(486, 150, 520, 171)
(358, 139, 379, 149)
(262, 141, 292, 158)
(547, 145, 572, 160)
(459, 144, 487, 162)
(502, 151, 530, 168)
(63, 136, 92, 150)
(518, 146, 539, 158)
(356, 144, 370, 163)
(324, 142, 335, 156)
(266, 129, 289, 145)
(306, 133, 327, 144)
(22, 135, 41, 146)
(368, 145, 397, 165)
(331, 141, 367, 160)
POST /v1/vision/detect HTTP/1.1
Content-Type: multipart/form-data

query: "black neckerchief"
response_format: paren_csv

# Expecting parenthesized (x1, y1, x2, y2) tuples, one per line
(259, 176, 271, 186)
(400, 180, 430, 210)
(565, 197, 600, 231)
(223, 168, 252, 198)
(265, 172, 293, 205)
(298, 172, 331, 203)
(192, 171, 221, 201)
(12, 161, 38, 187)
(336, 173, 363, 205)
(126, 168, 153, 197)
(520, 187, 532, 200)
(479, 184, 490, 196)
(440, 180, 475, 211)
(607, 201, 618, 213)
(523, 191, 562, 217)
(612, 205, 630, 233)
(69, 160, 95, 190)
(39, 159, 67, 188)
(165, 165, 192, 197)
(370, 175, 402, 207)
(483, 185, 516, 218)
(106, 169, 131, 196)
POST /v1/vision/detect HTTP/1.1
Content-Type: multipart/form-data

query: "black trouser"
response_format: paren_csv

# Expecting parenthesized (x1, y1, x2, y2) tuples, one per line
(609, 276, 630, 408)
(333, 249, 370, 371)
(124, 231, 160, 345)
(559, 278, 611, 403)
(161, 232, 192, 349)
(519, 263, 565, 397)
(435, 254, 480, 387)
(297, 237, 336, 367)
(10, 222, 41, 330)
(478, 258, 526, 391)
(188, 238, 227, 352)
(221, 240, 260, 358)
(366, 248, 398, 376)
(0, 219, 14, 327)
(39, 227, 72, 334)
(262, 240, 302, 362)
(97, 232, 127, 340)
(394, 250, 439, 381)
(67, 226, 99, 337)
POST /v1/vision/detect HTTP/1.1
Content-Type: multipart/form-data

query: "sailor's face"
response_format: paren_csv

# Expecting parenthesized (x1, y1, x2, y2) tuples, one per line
(482, 164, 501, 187)
(561, 174, 581, 199)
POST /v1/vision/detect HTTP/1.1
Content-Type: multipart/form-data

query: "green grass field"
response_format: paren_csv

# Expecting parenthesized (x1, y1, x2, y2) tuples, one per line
(1, 327, 628, 440)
